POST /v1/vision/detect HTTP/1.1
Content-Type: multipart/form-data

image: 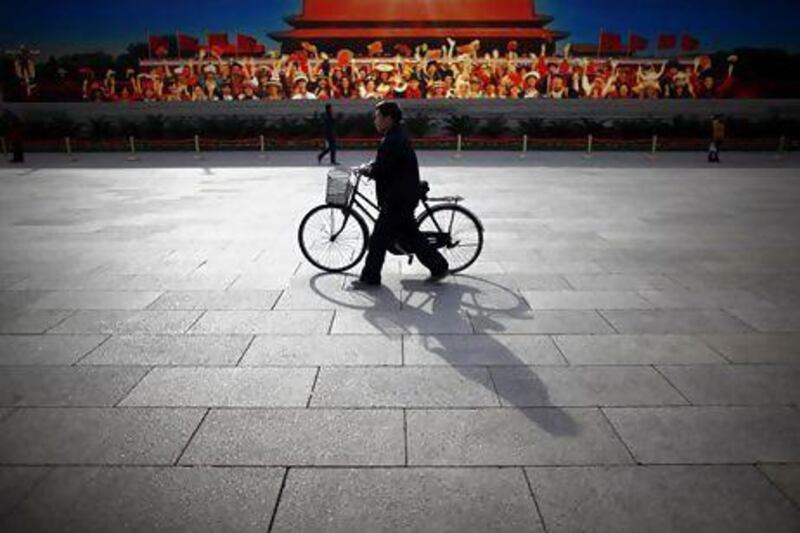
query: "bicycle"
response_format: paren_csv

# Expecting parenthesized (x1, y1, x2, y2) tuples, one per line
(298, 165, 484, 274)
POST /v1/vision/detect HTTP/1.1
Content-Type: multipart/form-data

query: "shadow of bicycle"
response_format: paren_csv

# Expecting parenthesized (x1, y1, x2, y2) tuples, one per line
(309, 272, 577, 436)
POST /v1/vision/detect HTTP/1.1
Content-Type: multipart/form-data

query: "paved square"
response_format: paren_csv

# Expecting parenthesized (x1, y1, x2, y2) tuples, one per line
(1, 152, 799, 530)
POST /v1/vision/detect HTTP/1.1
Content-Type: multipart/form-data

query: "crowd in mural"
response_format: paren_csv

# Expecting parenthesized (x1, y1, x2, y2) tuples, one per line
(7, 41, 738, 102)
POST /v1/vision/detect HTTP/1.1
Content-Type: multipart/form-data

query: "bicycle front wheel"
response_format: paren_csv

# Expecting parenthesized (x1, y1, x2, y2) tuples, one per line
(298, 205, 369, 273)
(417, 204, 484, 274)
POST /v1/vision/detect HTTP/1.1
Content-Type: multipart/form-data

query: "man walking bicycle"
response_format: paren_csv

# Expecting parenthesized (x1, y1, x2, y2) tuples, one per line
(350, 102, 449, 290)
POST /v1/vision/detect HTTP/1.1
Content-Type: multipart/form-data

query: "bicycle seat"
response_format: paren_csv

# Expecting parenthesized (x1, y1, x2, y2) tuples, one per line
(419, 181, 430, 200)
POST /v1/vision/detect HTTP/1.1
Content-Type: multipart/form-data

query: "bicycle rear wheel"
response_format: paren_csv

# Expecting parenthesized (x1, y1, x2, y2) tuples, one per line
(298, 205, 369, 273)
(416, 204, 483, 274)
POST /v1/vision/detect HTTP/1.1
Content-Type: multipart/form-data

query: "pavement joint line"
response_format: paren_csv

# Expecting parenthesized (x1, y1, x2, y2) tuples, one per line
(39, 309, 78, 334)
(599, 407, 641, 465)
(718, 306, 760, 333)
(0, 465, 55, 524)
(548, 335, 572, 366)
(266, 467, 290, 533)
(71, 333, 113, 366)
(692, 333, 735, 364)
(326, 309, 336, 335)
(522, 466, 550, 533)
(400, 334, 405, 366)
(112, 366, 153, 407)
(173, 407, 211, 466)
(223, 274, 241, 291)
(651, 365, 694, 405)
(1, 462, 792, 469)
(754, 463, 800, 513)
(403, 409, 409, 467)
(486, 366, 503, 407)
(182, 309, 207, 334)
(235, 335, 257, 367)
(306, 367, 321, 408)
(594, 309, 620, 333)
(8, 404, 800, 411)
(270, 290, 285, 310)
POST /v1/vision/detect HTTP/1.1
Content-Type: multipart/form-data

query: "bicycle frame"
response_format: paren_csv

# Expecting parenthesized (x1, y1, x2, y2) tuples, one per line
(330, 168, 463, 243)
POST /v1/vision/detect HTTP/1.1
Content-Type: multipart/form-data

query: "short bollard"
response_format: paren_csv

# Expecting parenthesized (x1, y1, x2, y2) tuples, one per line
(127, 136, 139, 162)
(519, 134, 528, 159)
(776, 135, 786, 159)
(194, 134, 205, 160)
(649, 134, 659, 158)
(453, 134, 463, 159)
(65, 136, 78, 162)
(259, 134, 269, 160)
(583, 134, 593, 159)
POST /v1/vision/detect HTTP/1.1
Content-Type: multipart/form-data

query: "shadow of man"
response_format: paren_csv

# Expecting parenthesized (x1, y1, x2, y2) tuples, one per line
(310, 272, 578, 436)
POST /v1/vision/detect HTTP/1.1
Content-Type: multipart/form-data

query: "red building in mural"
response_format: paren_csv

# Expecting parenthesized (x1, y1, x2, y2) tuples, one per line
(269, 0, 567, 54)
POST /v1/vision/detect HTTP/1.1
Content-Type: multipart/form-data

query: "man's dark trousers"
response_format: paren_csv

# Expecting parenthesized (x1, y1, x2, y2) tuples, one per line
(360, 206, 448, 284)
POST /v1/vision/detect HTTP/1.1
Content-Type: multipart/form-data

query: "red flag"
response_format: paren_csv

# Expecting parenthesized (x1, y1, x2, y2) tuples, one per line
(657, 34, 677, 50)
(629, 34, 648, 52)
(681, 34, 700, 52)
(177, 33, 199, 54)
(149, 35, 170, 57)
(599, 32, 623, 54)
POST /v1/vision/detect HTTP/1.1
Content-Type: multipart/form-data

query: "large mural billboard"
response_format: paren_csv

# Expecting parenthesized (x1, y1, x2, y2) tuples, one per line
(2, 0, 799, 102)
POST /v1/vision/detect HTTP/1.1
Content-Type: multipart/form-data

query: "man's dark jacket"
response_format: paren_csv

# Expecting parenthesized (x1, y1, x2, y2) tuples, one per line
(369, 124, 420, 211)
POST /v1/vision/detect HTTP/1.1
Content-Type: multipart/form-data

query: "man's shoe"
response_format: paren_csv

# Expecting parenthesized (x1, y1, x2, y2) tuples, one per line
(425, 269, 449, 284)
(348, 279, 381, 291)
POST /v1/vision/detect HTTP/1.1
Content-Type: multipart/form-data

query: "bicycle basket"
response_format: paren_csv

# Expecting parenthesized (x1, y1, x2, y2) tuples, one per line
(326, 167, 354, 206)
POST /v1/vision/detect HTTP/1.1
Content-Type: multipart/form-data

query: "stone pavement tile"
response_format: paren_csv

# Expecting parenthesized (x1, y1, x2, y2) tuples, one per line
(553, 334, 726, 365)
(603, 406, 800, 464)
(0, 408, 205, 465)
(759, 464, 800, 508)
(0, 335, 106, 365)
(726, 308, 800, 333)
(407, 408, 633, 466)
(228, 272, 297, 291)
(0, 310, 74, 334)
(119, 367, 316, 407)
(506, 274, 571, 291)
(28, 291, 163, 310)
(528, 465, 800, 533)
(403, 334, 566, 366)
(0, 467, 283, 533)
(0, 274, 29, 290)
(272, 467, 543, 533)
(564, 273, 681, 291)
(180, 409, 404, 466)
(79, 334, 251, 366)
(399, 278, 528, 314)
(657, 365, 800, 405)
(699, 334, 800, 363)
(470, 310, 613, 334)
(311, 367, 499, 408)
(274, 287, 401, 311)
(115, 273, 239, 291)
(330, 309, 473, 335)
(600, 309, 753, 334)
(501, 260, 605, 274)
(189, 310, 333, 335)
(491, 366, 687, 407)
(0, 467, 50, 517)
(638, 289, 776, 309)
(48, 310, 203, 334)
(522, 290, 654, 310)
(0, 367, 149, 407)
(0, 409, 13, 423)
(240, 335, 400, 366)
(146, 290, 282, 310)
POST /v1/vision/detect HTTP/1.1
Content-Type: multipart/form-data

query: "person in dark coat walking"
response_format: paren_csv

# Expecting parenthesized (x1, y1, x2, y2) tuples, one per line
(350, 101, 449, 290)
(317, 103, 337, 165)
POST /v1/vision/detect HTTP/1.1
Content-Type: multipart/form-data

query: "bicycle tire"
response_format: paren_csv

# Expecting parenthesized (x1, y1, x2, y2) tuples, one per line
(298, 204, 369, 273)
(416, 204, 484, 274)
